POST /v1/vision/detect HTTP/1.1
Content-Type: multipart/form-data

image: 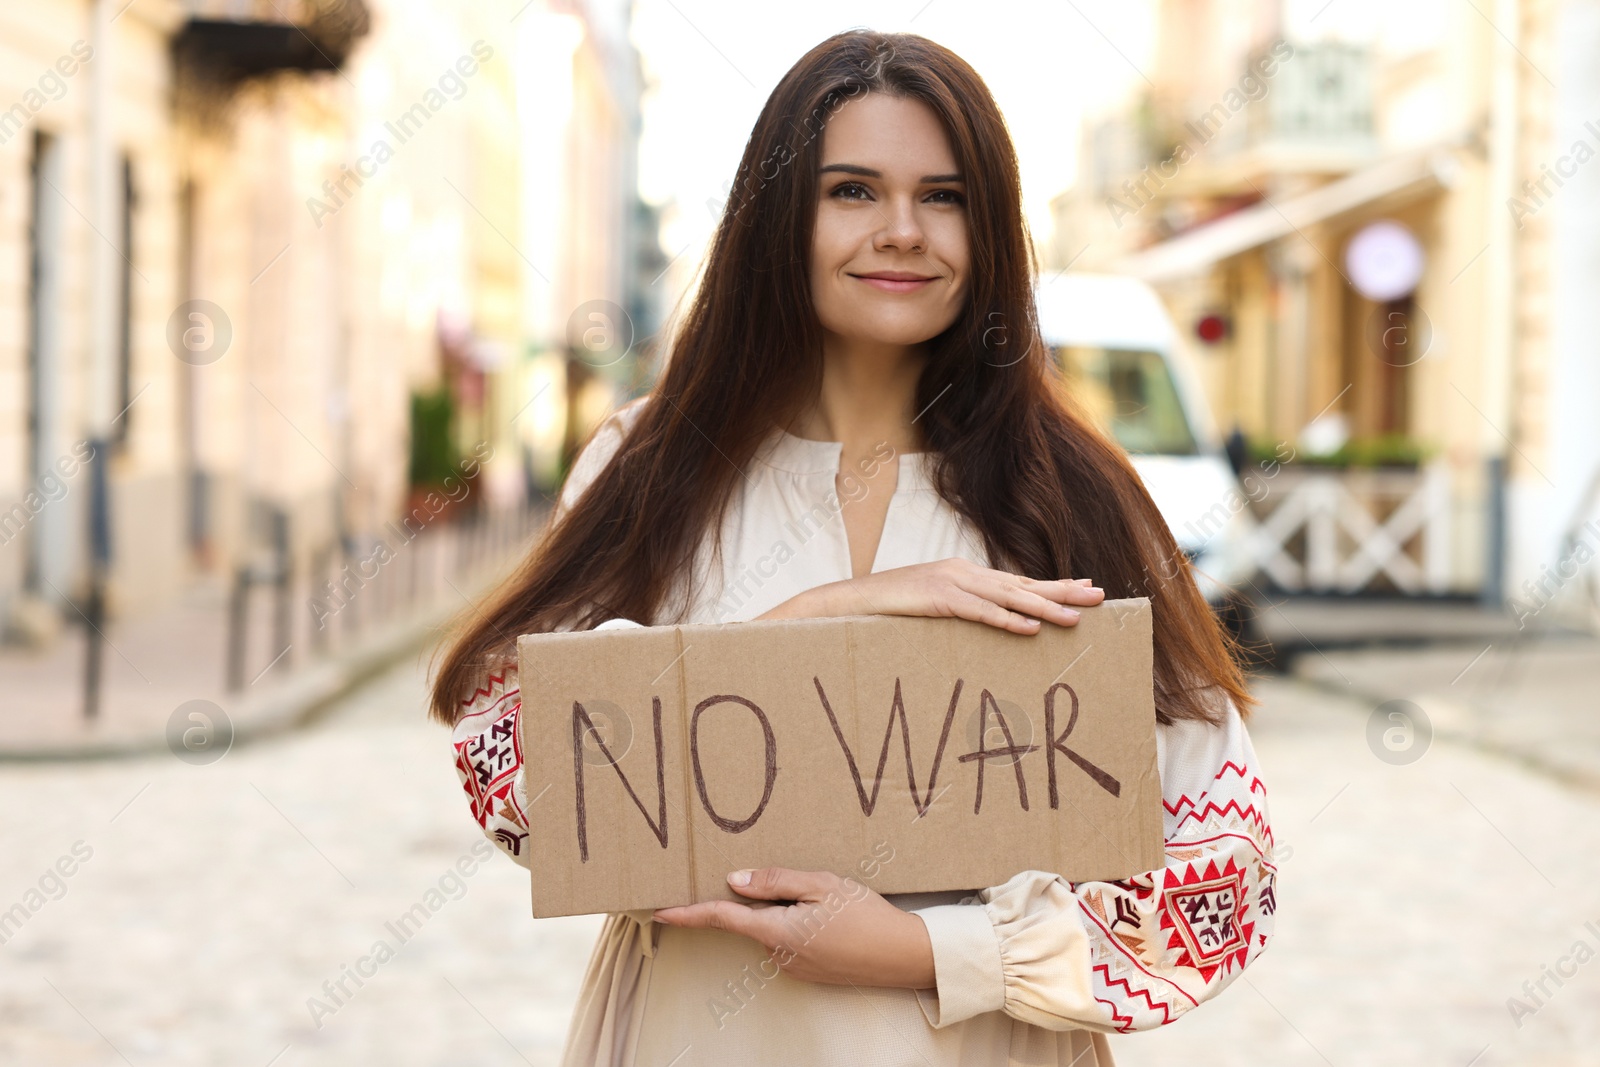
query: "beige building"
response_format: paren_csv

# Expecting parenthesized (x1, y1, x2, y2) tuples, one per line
(0, 0, 644, 645)
(1049, 0, 1600, 617)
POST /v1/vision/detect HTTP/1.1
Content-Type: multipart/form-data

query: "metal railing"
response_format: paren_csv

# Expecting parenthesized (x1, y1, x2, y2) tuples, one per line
(225, 500, 546, 691)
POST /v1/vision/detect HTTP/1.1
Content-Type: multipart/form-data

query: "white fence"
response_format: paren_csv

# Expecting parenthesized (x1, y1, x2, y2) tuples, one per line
(1242, 460, 1452, 594)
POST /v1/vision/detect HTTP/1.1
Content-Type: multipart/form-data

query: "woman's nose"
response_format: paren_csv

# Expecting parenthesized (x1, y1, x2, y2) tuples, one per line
(872, 198, 926, 254)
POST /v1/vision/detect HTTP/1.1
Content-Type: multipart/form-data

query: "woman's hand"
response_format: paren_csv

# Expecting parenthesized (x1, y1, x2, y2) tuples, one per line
(651, 867, 937, 989)
(757, 558, 1104, 634)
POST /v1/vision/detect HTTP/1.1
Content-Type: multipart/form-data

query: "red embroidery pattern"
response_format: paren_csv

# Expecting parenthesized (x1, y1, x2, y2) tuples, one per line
(1162, 860, 1249, 978)
(1071, 738, 1276, 1031)
(452, 670, 530, 862)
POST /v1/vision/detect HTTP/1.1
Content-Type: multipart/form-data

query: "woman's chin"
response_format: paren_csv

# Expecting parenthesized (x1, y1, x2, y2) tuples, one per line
(826, 321, 955, 350)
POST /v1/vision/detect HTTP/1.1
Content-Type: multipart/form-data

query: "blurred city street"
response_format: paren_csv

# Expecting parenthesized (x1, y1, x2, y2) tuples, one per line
(5, 0, 1600, 1061)
(4, 633, 1598, 1067)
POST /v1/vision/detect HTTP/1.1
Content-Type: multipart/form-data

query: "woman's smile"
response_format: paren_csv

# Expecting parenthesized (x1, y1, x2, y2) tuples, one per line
(848, 269, 941, 293)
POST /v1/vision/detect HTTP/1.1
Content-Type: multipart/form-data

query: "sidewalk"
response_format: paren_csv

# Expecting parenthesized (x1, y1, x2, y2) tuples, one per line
(1247, 592, 1534, 665)
(0, 580, 462, 761)
(0, 506, 544, 761)
(1273, 598, 1600, 792)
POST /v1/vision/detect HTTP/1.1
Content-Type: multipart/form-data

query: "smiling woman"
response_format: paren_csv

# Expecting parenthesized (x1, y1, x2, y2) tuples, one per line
(811, 93, 970, 321)
(433, 28, 1273, 1067)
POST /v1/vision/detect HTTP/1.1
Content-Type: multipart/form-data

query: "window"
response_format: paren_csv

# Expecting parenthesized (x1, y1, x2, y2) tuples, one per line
(1055, 345, 1199, 456)
(24, 129, 63, 593)
(113, 154, 135, 448)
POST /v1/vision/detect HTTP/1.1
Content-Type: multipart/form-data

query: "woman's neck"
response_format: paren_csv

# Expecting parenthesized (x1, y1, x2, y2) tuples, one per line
(789, 333, 929, 455)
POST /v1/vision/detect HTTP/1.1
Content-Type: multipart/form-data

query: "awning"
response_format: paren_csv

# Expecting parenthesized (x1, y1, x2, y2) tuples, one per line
(1114, 145, 1462, 283)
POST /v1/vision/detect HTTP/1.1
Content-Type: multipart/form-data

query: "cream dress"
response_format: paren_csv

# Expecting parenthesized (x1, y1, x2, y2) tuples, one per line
(449, 397, 1278, 1066)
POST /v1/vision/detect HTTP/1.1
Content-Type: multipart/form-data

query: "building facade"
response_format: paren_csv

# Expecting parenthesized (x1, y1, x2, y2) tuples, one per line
(0, 0, 646, 647)
(1049, 0, 1600, 619)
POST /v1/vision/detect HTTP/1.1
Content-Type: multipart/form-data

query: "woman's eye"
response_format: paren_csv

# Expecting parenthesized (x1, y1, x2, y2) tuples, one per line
(830, 182, 871, 200)
(927, 188, 966, 205)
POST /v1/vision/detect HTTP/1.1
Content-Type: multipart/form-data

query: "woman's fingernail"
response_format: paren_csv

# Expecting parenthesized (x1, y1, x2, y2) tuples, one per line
(728, 869, 752, 886)
(1059, 607, 1080, 619)
(1077, 578, 1092, 586)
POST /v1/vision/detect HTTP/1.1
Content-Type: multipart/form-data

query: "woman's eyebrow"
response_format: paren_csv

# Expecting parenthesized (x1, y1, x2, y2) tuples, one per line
(818, 163, 964, 183)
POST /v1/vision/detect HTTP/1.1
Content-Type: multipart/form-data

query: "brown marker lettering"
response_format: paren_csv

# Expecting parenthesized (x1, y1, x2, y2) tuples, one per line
(957, 688, 1039, 813)
(815, 676, 965, 817)
(689, 695, 777, 833)
(573, 697, 668, 862)
(1042, 682, 1121, 801)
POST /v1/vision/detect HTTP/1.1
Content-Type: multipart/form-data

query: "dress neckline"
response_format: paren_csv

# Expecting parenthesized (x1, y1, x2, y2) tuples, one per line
(760, 426, 931, 481)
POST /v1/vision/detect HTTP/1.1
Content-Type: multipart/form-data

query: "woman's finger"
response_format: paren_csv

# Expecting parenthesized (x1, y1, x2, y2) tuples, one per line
(651, 898, 762, 938)
(730, 866, 836, 903)
(969, 572, 1083, 627)
(1061, 579, 1106, 604)
(947, 589, 1046, 634)
(1010, 572, 1104, 604)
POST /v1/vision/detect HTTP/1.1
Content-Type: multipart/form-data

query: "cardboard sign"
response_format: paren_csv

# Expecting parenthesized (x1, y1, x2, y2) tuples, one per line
(516, 597, 1164, 917)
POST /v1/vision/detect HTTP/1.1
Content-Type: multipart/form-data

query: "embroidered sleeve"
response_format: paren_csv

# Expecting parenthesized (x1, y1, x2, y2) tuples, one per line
(448, 397, 650, 868)
(911, 697, 1276, 1033)
(451, 668, 532, 868)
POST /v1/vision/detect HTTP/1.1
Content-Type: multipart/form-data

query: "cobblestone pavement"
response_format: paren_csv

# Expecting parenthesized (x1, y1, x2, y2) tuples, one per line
(0, 654, 605, 1066)
(3, 655, 1598, 1065)
(1116, 670, 1600, 1067)
(1293, 631, 1600, 793)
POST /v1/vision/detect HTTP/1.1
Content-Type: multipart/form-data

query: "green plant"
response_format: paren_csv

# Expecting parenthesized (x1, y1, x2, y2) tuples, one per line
(1332, 434, 1432, 468)
(1246, 433, 1435, 469)
(408, 386, 458, 488)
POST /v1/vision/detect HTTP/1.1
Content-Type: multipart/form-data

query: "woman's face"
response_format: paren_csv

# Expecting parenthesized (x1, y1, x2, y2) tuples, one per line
(809, 92, 970, 350)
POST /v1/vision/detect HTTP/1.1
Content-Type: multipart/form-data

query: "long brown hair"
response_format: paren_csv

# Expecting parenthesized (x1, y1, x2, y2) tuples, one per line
(429, 30, 1257, 728)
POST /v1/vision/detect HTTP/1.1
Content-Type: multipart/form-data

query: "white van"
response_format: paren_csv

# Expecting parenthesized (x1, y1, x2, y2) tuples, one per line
(1035, 272, 1260, 646)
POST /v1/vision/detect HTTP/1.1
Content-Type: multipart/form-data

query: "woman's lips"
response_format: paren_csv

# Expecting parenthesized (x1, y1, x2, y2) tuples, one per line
(850, 273, 938, 293)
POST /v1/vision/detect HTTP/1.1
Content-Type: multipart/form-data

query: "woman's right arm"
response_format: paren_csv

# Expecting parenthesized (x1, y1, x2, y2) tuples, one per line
(450, 399, 649, 868)
(451, 666, 532, 869)
(754, 559, 1106, 632)
(452, 615, 645, 868)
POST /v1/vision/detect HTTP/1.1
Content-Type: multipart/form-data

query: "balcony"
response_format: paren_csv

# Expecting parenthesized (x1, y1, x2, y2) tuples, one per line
(173, 0, 370, 81)
(1253, 42, 1376, 156)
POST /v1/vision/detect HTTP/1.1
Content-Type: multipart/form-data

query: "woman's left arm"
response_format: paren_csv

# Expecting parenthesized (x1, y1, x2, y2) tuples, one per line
(653, 697, 1277, 1031)
(908, 697, 1277, 1033)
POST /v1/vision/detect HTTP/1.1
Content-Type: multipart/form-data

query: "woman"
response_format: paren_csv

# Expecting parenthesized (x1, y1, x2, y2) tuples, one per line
(432, 29, 1275, 1067)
